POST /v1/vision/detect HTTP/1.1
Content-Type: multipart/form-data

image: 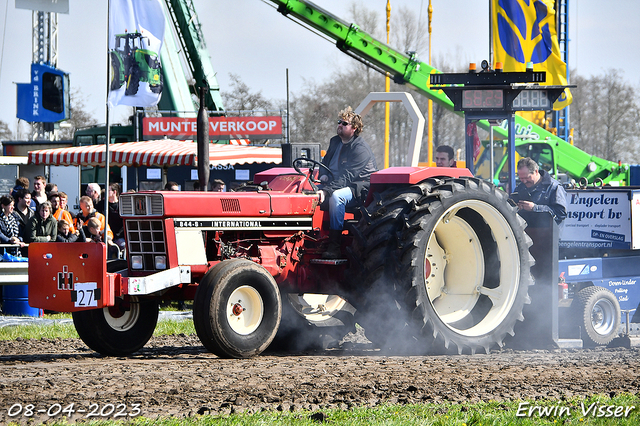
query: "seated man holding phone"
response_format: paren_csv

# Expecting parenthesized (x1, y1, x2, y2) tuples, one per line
(511, 157, 567, 225)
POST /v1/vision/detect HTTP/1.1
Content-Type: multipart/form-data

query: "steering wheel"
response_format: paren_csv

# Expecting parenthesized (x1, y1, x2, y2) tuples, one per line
(292, 158, 334, 191)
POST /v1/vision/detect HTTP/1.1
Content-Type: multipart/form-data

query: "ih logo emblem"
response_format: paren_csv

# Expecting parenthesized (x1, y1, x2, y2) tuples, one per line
(58, 265, 73, 290)
(134, 196, 147, 215)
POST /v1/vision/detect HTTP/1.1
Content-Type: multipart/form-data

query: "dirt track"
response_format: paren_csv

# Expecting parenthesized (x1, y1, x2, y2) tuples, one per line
(0, 332, 639, 424)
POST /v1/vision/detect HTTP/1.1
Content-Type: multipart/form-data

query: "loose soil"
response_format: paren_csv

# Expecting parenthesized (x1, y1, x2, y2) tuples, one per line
(1, 330, 639, 424)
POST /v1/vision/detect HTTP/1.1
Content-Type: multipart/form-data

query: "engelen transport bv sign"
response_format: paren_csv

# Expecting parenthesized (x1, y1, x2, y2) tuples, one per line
(142, 116, 283, 140)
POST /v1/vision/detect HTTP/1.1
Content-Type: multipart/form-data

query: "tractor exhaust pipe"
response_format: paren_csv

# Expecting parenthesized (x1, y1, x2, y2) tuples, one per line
(197, 84, 210, 191)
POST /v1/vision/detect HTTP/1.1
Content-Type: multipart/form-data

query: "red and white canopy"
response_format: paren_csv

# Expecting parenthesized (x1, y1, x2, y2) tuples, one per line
(28, 139, 282, 167)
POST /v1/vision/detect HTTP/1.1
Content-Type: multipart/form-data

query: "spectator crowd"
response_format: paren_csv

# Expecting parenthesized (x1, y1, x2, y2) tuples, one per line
(1, 176, 122, 259)
(1, 175, 229, 259)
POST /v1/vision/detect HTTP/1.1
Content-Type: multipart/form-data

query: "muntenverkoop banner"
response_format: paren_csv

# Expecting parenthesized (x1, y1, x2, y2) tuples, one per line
(108, 0, 165, 108)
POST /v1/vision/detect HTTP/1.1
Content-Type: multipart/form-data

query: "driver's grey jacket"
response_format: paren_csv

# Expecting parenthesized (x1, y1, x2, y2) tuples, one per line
(319, 134, 378, 202)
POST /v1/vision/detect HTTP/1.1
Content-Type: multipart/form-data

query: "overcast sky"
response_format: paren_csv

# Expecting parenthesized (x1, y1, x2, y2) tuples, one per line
(0, 0, 638, 136)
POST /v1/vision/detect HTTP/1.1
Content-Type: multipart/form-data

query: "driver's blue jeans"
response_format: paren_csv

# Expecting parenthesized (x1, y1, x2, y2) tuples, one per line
(329, 187, 355, 230)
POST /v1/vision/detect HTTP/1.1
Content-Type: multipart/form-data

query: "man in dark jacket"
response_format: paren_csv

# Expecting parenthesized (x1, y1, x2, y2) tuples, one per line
(513, 157, 568, 225)
(14, 189, 34, 241)
(318, 106, 377, 259)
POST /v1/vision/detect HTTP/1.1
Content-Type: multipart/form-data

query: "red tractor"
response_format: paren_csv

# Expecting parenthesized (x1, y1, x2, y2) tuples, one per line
(28, 158, 532, 357)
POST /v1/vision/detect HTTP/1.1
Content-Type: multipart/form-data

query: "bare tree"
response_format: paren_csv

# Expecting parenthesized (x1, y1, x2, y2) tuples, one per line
(570, 69, 640, 163)
(0, 120, 12, 140)
(57, 88, 99, 140)
(296, 1, 457, 167)
(222, 73, 275, 112)
(391, 5, 428, 56)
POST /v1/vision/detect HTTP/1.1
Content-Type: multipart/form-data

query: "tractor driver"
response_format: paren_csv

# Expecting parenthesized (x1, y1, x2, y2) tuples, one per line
(513, 157, 568, 225)
(318, 106, 378, 259)
(435, 145, 456, 167)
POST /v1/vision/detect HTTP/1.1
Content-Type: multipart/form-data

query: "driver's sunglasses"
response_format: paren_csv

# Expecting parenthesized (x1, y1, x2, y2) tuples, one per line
(337, 120, 351, 126)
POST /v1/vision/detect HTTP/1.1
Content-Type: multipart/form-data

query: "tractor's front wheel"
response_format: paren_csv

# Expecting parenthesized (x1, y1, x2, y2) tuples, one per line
(193, 259, 281, 358)
(72, 296, 159, 356)
(149, 71, 163, 94)
(125, 66, 141, 96)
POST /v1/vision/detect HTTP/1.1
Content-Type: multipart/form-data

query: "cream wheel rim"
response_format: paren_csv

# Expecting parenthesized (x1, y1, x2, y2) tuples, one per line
(226, 285, 264, 335)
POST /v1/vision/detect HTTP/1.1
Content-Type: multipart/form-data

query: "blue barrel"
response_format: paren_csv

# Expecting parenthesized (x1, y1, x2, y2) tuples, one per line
(3, 285, 43, 317)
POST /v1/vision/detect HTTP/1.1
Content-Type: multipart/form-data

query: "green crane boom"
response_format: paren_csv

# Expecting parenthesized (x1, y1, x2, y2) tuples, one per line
(268, 0, 629, 185)
(164, 0, 224, 112)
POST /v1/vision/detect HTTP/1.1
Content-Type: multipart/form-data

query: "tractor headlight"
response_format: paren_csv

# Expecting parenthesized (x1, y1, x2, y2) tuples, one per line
(155, 255, 167, 270)
(131, 255, 143, 270)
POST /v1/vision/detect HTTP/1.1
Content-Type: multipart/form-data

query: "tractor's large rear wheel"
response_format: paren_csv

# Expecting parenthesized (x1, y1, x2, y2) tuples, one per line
(125, 66, 141, 96)
(352, 178, 533, 354)
(109, 52, 123, 90)
(193, 259, 281, 358)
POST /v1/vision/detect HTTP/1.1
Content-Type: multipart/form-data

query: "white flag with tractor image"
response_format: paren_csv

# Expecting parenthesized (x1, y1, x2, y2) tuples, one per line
(108, 0, 165, 107)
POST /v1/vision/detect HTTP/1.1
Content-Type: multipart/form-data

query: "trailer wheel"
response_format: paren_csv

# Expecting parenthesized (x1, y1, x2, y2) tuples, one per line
(193, 259, 281, 358)
(573, 286, 621, 347)
(352, 178, 533, 354)
(72, 296, 159, 357)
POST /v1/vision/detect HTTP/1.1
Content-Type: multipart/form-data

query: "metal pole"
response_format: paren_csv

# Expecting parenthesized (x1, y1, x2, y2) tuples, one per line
(197, 85, 210, 191)
(508, 113, 516, 192)
(427, 0, 433, 166)
(286, 68, 290, 144)
(104, 0, 111, 242)
(384, 0, 391, 169)
(490, 124, 494, 183)
(464, 117, 474, 174)
(489, 0, 493, 66)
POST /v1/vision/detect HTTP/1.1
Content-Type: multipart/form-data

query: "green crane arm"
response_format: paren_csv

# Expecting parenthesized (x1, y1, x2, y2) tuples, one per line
(268, 0, 629, 184)
(164, 0, 225, 112)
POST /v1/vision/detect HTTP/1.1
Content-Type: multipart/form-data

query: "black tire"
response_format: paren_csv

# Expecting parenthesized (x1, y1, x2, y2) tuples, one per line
(193, 259, 281, 358)
(150, 71, 163, 94)
(72, 296, 159, 357)
(349, 183, 431, 347)
(573, 286, 621, 347)
(125, 66, 140, 96)
(351, 177, 533, 354)
(109, 52, 123, 90)
(269, 293, 355, 352)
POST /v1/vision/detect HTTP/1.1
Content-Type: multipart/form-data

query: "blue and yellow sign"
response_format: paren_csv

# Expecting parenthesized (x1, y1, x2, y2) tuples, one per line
(492, 0, 572, 109)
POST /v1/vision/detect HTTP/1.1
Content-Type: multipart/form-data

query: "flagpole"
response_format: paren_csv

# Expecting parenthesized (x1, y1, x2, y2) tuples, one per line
(104, 0, 111, 247)
(384, 0, 391, 169)
(427, 0, 433, 166)
(489, 0, 493, 66)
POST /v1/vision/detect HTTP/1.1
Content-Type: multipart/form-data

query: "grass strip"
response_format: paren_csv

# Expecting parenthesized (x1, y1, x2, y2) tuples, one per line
(23, 394, 640, 425)
(0, 314, 195, 340)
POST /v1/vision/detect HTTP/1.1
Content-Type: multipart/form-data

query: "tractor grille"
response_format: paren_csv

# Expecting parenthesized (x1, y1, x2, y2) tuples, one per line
(120, 194, 164, 216)
(126, 220, 166, 271)
(220, 198, 241, 212)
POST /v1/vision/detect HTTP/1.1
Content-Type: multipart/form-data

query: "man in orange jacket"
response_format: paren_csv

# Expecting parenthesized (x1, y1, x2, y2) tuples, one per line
(49, 192, 75, 233)
(74, 196, 113, 240)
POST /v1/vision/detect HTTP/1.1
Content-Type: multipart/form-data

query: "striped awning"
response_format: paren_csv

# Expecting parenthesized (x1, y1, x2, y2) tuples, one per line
(28, 139, 282, 167)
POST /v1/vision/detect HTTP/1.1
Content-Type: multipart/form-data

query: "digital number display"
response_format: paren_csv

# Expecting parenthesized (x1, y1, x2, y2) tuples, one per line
(513, 90, 550, 110)
(462, 90, 504, 109)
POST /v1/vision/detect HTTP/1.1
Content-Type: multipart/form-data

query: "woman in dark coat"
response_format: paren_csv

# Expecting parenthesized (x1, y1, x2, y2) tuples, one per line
(26, 201, 57, 243)
(0, 195, 26, 255)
